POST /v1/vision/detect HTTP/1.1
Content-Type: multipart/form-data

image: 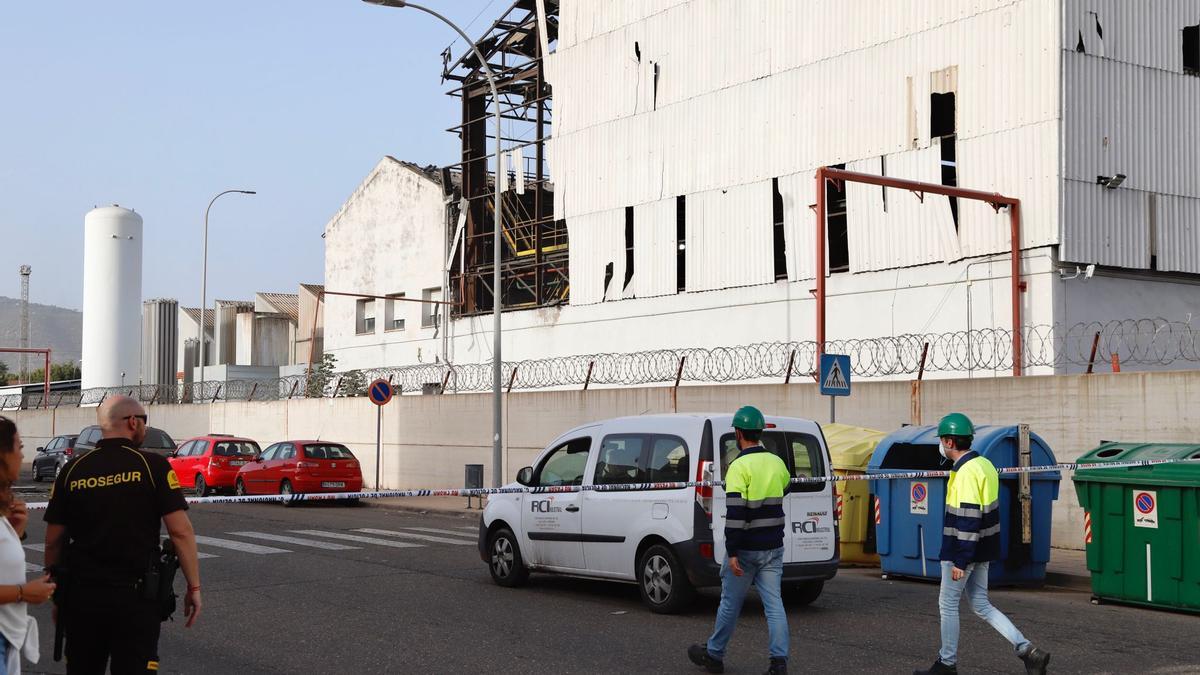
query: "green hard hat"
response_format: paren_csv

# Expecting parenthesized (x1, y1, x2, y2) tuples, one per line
(938, 412, 975, 438)
(733, 405, 766, 431)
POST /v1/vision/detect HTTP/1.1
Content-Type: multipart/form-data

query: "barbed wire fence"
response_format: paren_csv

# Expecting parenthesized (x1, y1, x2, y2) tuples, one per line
(4, 318, 1197, 410)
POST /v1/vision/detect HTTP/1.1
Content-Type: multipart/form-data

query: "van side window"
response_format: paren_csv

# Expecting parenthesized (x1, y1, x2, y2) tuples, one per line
(595, 435, 644, 485)
(535, 437, 591, 487)
(646, 436, 689, 483)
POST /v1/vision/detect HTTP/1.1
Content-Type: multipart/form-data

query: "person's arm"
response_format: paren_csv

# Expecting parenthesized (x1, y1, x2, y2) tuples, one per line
(0, 576, 55, 605)
(163, 510, 201, 627)
(43, 523, 67, 569)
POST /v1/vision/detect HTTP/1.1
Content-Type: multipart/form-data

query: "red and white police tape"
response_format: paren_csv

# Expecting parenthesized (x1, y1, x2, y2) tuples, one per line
(21, 455, 1200, 510)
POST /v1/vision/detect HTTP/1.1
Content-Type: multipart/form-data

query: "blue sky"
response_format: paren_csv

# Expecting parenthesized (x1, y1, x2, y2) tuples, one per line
(0, 0, 496, 310)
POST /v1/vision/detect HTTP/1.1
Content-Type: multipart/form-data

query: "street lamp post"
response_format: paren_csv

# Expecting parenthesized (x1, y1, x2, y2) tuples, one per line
(364, 0, 506, 488)
(199, 189, 256, 399)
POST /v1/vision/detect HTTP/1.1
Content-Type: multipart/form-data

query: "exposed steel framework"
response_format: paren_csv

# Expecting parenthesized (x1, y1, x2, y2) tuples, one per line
(814, 167, 1025, 376)
(0, 348, 51, 408)
(443, 0, 565, 316)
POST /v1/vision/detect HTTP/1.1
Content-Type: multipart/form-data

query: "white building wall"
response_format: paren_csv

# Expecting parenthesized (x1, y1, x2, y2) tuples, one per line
(323, 158, 448, 372)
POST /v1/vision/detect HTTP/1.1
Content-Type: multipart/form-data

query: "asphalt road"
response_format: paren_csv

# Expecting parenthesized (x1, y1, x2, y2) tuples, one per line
(12, 482, 1200, 674)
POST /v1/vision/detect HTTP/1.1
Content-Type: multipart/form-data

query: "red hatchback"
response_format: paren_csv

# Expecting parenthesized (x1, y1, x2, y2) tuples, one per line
(170, 435, 262, 496)
(234, 440, 363, 499)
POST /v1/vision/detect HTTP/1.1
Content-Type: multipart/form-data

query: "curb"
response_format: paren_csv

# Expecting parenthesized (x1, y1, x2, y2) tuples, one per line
(363, 499, 486, 519)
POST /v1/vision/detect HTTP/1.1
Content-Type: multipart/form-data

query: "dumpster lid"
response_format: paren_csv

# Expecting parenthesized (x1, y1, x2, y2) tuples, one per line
(868, 424, 1059, 479)
(1073, 442, 1200, 487)
(821, 423, 886, 470)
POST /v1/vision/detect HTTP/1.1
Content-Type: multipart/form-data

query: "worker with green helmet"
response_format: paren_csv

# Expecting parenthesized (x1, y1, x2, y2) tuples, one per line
(689, 405, 791, 675)
(915, 413, 1051, 675)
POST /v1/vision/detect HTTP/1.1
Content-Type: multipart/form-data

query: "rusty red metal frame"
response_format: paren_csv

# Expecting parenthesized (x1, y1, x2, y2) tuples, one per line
(814, 167, 1024, 376)
(0, 348, 51, 408)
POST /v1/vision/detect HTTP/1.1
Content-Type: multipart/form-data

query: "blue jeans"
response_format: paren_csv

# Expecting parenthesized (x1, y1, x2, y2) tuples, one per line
(706, 547, 788, 661)
(939, 561, 1031, 666)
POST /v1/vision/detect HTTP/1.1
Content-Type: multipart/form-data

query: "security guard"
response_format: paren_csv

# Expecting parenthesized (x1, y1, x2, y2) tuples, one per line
(43, 395, 202, 674)
(914, 413, 1050, 675)
(689, 405, 790, 675)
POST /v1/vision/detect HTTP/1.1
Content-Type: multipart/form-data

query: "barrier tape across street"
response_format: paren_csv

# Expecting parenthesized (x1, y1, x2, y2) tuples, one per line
(21, 456, 1199, 511)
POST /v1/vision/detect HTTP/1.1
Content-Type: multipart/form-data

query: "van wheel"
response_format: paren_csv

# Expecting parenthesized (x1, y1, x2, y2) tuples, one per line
(783, 580, 824, 606)
(637, 544, 694, 614)
(488, 527, 529, 587)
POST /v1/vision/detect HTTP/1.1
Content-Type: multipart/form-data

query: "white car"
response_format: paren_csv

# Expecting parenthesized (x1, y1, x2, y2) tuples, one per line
(477, 413, 839, 613)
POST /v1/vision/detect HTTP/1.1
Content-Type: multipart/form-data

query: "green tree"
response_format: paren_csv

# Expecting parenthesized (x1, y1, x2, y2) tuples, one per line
(338, 369, 367, 397)
(305, 353, 337, 397)
(0, 361, 8, 381)
(26, 362, 81, 383)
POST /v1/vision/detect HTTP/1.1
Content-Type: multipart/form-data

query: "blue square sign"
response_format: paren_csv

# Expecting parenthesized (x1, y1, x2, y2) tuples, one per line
(819, 354, 851, 396)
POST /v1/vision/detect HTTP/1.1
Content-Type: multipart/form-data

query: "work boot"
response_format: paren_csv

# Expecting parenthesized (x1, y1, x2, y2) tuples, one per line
(913, 659, 957, 675)
(687, 643, 724, 674)
(763, 656, 788, 674)
(1020, 646, 1051, 675)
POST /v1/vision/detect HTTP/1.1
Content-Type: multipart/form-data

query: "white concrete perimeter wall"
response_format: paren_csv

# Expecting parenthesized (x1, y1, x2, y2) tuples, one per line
(11, 370, 1200, 551)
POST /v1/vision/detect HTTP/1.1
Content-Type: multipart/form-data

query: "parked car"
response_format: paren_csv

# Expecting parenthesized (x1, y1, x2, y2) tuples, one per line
(31, 435, 79, 481)
(234, 441, 363, 501)
(170, 434, 261, 496)
(477, 413, 839, 613)
(75, 424, 177, 458)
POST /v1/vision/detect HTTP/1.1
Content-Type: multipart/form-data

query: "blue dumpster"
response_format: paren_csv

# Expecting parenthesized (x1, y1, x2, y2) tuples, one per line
(868, 425, 1061, 585)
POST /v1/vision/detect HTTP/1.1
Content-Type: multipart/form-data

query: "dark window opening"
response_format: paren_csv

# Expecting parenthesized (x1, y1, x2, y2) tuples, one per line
(623, 206, 634, 290)
(1185, 25, 1200, 75)
(772, 177, 787, 280)
(826, 164, 849, 273)
(931, 92, 959, 229)
(676, 195, 686, 292)
(603, 262, 614, 300)
(880, 155, 888, 212)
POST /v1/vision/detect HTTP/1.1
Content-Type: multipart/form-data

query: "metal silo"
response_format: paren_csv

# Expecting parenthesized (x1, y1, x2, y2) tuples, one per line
(141, 298, 179, 398)
(81, 205, 143, 391)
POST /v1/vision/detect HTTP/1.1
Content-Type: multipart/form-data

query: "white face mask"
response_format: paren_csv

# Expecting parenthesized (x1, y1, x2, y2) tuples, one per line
(938, 440, 950, 460)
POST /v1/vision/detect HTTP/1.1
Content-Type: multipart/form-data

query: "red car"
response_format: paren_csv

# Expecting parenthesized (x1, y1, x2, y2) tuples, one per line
(234, 440, 363, 499)
(170, 435, 262, 496)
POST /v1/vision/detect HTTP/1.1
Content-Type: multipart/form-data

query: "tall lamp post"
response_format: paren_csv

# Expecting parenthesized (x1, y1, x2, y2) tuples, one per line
(363, 0, 505, 488)
(199, 189, 256, 398)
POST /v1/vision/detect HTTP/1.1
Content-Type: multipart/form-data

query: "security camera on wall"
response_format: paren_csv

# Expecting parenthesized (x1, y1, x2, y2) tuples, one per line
(1084, 264, 1096, 279)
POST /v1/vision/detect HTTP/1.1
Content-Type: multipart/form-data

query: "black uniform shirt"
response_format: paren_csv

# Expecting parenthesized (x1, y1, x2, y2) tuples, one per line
(44, 438, 189, 584)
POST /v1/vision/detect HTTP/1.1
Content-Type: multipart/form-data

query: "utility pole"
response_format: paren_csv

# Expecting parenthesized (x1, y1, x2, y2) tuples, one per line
(18, 265, 31, 382)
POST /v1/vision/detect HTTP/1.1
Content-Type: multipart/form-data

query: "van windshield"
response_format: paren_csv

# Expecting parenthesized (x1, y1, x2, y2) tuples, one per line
(719, 431, 826, 493)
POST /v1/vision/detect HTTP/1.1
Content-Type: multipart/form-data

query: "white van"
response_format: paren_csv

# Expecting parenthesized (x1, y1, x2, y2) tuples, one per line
(477, 413, 839, 613)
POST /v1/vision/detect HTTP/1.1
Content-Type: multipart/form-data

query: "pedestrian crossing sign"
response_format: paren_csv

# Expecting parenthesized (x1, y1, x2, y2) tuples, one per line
(819, 354, 851, 396)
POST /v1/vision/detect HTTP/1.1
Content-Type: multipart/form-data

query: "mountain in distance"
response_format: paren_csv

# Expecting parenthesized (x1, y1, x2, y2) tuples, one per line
(0, 296, 82, 371)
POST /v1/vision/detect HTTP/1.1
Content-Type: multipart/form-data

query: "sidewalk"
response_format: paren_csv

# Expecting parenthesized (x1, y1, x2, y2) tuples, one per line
(364, 494, 488, 519)
(1044, 547, 1091, 591)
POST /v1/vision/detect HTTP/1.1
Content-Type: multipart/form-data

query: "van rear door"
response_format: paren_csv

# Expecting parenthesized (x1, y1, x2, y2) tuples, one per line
(712, 420, 836, 564)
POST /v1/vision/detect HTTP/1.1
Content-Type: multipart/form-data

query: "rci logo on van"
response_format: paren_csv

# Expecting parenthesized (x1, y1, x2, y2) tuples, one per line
(791, 519, 832, 535)
(530, 499, 563, 513)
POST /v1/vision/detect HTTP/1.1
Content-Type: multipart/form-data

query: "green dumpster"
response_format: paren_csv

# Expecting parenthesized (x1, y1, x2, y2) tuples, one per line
(822, 423, 886, 566)
(1073, 442, 1200, 612)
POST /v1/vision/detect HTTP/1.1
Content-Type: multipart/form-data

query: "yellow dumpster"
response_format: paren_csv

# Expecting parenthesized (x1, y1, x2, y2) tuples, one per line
(822, 423, 886, 566)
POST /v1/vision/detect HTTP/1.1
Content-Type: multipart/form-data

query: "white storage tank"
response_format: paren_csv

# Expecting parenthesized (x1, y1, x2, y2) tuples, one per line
(81, 205, 143, 391)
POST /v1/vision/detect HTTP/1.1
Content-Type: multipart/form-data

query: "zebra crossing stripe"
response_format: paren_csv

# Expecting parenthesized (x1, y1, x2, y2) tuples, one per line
(23, 544, 45, 552)
(228, 532, 361, 551)
(354, 528, 474, 546)
(194, 535, 291, 554)
(289, 530, 424, 549)
(398, 527, 476, 538)
(197, 552, 220, 559)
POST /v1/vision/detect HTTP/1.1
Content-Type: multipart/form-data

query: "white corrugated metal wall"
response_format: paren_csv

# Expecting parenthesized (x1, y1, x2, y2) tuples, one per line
(1060, 0, 1200, 273)
(550, 0, 1062, 303)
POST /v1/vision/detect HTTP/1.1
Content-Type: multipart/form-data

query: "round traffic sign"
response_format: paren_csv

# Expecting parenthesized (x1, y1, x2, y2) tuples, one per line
(1135, 492, 1154, 514)
(911, 483, 927, 503)
(368, 379, 394, 406)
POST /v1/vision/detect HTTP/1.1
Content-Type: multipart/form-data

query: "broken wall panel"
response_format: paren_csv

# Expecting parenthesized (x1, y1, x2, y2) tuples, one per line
(630, 197, 678, 298)
(775, 172, 816, 282)
(1064, 0, 1200, 72)
(1154, 194, 1200, 275)
(567, 208, 626, 305)
(687, 181, 774, 293)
